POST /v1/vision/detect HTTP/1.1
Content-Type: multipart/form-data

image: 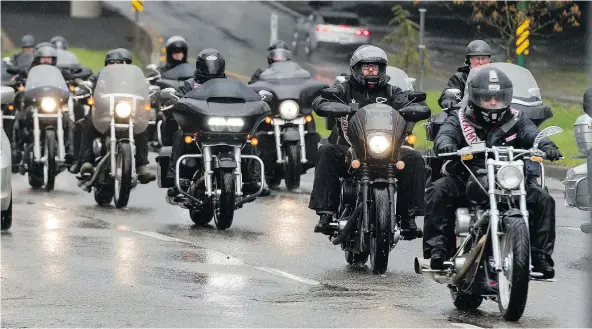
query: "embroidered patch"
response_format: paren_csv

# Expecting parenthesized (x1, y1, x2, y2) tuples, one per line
(458, 108, 481, 144)
(340, 117, 352, 146)
(505, 133, 517, 142)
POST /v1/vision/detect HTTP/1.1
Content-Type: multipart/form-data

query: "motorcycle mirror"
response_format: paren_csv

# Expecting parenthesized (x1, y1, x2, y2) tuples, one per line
(408, 91, 427, 103)
(146, 64, 158, 71)
(444, 88, 461, 99)
(321, 87, 340, 100)
(160, 87, 178, 100)
(533, 125, 563, 150)
(1, 86, 15, 105)
(333, 75, 347, 85)
(399, 104, 431, 122)
(258, 90, 273, 102)
(149, 85, 161, 93)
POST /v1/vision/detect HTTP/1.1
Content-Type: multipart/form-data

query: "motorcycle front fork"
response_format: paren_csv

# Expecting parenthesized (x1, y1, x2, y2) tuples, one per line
(32, 108, 65, 163)
(271, 119, 308, 164)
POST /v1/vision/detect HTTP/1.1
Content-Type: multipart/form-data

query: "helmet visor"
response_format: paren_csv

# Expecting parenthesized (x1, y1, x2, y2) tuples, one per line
(269, 49, 291, 62)
(470, 87, 512, 110)
(204, 59, 223, 75)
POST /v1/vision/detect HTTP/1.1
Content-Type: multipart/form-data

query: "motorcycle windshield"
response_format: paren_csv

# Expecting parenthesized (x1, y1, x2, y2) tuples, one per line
(386, 66, 415, 91)
(184, 77, 261, 102)
(347, 103, 408, 160)
(55, 49, 80, 68)
(93, 64, 150, 134)
(161, 62, 195, 80)
(258, 61, 312, 80)
(24, 64, 68, 92)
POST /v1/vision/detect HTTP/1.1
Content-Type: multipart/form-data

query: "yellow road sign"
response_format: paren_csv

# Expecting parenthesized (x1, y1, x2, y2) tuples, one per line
(516, 19, 530, 55)
(132, 0, 143, 12)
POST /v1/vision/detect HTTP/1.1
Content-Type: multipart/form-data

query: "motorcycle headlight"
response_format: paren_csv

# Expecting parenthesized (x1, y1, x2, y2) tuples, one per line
(40, 97, 57, 113)
(496, 165, 523, 190)
(279, 100, 299, 120)
(115, 102, 132, 118)
(208, 117, 227, 132)
(367, 133, 391, 159)
(226, 118, 244, 132)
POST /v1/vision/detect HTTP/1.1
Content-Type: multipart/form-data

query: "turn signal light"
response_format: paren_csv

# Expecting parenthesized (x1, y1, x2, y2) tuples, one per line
(395, 161, 405, 170)
(184, 135, 194, 144)
(87, 97, 94, 106)
(264, 116, 272, 124)
(406, 134, 417, 145)
(461, 154, 473, 161)
(351, 160, 361, 169)
(7, 104, 14, 111)
(18, 86, 24, 92)
(144, 103, 151, 111)
(531, 156, 544, 162)
(305, 115, 313, 123)
(69, 85, 75, 92)
(249, 137, 259, 146)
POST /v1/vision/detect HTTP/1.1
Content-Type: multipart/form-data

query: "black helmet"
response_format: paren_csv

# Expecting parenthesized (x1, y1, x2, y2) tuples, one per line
(50, 36, 68, 50)
(467, 67, 513, 125)
(33, 46, 58, 66)
(165, 36, 188, 65)
(114, 48, 133, 64)
(349, 45, 388, 88)
(268, 40, 290, 51)
(465, 40, 492, 66)
(35, 42, 56, 51)
(21, 34, 35, 48)
(583, 88, 592, 116)
(195, 48, 225, 82)
(104, 49, 126, 66)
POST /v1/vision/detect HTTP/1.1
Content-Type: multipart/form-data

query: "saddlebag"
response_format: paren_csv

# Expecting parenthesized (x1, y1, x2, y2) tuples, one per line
(426, 112, 448, 141)
(156, 146, 173, 188)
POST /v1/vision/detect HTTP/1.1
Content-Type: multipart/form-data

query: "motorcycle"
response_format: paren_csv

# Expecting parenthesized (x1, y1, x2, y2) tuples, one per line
(423, 62, 554, 187)
(248, 61, 327, 190)
(145, 63, 194, 149)
(317, 85, 431, 274)
(414, 125, 562, 321)
(155, 78, 272, 230)
(76, 64, 151, 208)
(20, 64, 71, 191)
(564, 107, 592, 233)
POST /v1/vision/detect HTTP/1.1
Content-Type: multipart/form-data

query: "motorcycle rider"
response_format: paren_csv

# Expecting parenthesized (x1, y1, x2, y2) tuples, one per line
(310, 45, 426, 240)
(11, 34, 36, 69)
(160, 36, 189, 72)
(74, 48, 156, 184)
(50, 36, 68, 50)
(166, 48, 270, 198)
(248, 40, 292, 84)
(424, 67, 561, 280)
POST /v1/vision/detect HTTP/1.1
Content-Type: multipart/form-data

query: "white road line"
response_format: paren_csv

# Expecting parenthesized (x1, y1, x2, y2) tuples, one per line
(451, 323, 484, 329)
(560, 226, 583, 231)
(127, 229, 320, 286)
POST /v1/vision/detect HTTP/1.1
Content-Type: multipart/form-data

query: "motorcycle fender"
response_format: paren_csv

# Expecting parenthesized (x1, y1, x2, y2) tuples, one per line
(214, 153, 237, 169)
(282, 127, 300, 142)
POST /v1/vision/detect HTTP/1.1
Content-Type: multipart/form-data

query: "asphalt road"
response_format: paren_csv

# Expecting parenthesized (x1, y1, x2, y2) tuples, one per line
(1, 152, 591, 327)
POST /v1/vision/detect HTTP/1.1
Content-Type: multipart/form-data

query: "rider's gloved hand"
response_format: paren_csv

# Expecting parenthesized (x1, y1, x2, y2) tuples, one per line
(442, 98, 458, 110)
(437, 144, 457, 155)
(541, 145, 562, 161)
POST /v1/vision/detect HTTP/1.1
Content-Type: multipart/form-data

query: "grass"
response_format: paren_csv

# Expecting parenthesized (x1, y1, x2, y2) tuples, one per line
(2, 47, 144, 72)
(314, 90, 585, 167)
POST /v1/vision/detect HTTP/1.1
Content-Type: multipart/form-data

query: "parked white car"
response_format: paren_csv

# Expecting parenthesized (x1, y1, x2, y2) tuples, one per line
(1, 86, 14, 230)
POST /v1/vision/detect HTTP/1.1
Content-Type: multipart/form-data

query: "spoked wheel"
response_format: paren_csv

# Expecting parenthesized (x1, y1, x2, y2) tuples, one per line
(43, 130, 57, 192)
(284, 143, 301, 191)
(369, 187, 391, 274)
(497, 215, 530, 321)
(113, 143, 133, 209)
(213, 169, 235, 230)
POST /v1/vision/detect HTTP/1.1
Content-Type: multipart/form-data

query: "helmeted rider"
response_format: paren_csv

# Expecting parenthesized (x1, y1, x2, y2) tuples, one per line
(160, 36, 188, 72)
(50, 36, 68, 50)
(438, 40, 492, 109)
(424, 67, 561, 281)
(73, 48, 156, 185)
(248, 40, 292, 84)
(166, 48, 269, 199)
(11, 34, 36, 69)
(310, 45, 426, 239)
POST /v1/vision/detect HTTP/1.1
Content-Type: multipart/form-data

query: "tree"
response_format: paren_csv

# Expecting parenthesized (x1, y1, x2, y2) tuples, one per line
(449, 1, 582, 62)
(383, 4, 434, 77)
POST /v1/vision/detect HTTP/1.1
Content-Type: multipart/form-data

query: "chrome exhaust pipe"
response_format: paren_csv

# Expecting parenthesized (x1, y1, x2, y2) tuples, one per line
(414, 257, 453, 284)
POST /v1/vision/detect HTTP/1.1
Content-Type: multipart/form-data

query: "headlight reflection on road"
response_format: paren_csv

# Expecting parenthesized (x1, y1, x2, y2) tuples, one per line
(271, 197, 306, 254)
(45, 213, 60, 230)
(41, 230, 68, 281)
(203, 272, 247, 313)
(115, 236, 138, 286)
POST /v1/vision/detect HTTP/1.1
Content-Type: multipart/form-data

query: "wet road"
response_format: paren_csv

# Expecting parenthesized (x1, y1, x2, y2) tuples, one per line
(2, 152, 591, 327)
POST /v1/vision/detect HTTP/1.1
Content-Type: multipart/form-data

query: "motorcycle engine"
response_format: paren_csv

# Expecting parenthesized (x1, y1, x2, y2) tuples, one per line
(340, 179, 358, 206)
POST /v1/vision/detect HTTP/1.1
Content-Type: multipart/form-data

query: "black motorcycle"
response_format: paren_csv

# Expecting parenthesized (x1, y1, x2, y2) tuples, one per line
(156, 78, 272, 230)
(317, 87, 431, 274)
(248, 61, 327, 190)
(145, 63, 194, 149)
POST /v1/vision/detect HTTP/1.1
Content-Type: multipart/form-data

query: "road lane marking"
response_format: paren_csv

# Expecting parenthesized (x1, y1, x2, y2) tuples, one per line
(451, 323, 484, 328)
(127, 229, 320, 285)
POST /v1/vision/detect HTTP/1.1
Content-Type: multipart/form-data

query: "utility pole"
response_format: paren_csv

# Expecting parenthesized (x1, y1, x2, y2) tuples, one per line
(270, 12, 278, 46)
(516, 1, 529, 67)
(418, 8, 426, 90)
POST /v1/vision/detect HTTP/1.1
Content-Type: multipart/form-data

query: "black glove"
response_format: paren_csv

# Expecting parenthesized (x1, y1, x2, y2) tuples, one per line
(542, 146, 562, 161)
(437, 144, 457, 155)
(442, 98, 458, 110)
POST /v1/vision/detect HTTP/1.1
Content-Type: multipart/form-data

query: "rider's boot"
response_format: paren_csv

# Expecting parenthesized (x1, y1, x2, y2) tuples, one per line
(532, 253, 555, 279)
(401, 216, 424, 240)
(314, 212, 334, 235)
(137, 165, 156, 184)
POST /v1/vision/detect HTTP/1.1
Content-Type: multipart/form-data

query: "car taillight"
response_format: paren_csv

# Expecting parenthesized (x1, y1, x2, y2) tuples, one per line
(355, 30, 371, 36)
(316, 25, 332, 33)
(338, 25, 350, 29)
